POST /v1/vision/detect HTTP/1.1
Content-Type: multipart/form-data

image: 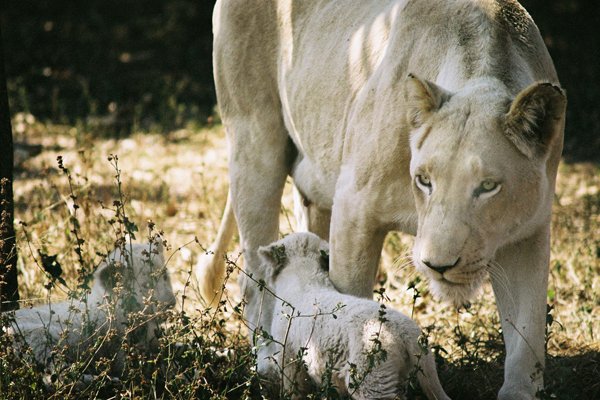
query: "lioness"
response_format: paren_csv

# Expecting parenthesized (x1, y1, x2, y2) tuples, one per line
(199, 1, 566, 399)
(260, 232, 451, 400)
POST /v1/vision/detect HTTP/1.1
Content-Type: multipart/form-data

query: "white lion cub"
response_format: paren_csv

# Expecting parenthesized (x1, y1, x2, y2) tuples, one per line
(258, 232, 451, 400)
(4, 242, 176, 376)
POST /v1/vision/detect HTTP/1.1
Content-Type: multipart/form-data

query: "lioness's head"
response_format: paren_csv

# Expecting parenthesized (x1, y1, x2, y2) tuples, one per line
(404, 74, 566, 306)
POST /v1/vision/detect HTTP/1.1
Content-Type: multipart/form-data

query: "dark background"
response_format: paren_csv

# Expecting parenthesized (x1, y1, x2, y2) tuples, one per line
(2, 0, 599, 160)
(2, 0, 216, 132)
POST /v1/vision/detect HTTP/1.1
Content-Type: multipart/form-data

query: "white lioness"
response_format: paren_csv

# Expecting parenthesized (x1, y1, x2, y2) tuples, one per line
(260, 232, 451, 400)
(199, 1, 566, 399)
(5, 243, 176, 377)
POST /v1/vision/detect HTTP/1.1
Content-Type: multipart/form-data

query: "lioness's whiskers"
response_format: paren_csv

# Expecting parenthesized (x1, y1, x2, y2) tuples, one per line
(486, 261, 516, 312)
(392, 260, 414, 272)
(391, 254, 415, 272)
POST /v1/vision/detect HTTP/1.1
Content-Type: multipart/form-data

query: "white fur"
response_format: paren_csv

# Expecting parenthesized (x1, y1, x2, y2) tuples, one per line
(4, 242, 176, 376)
(259, 233, 451, 400)
(205, 1, 567, 398)
(196, 191, 236, 306)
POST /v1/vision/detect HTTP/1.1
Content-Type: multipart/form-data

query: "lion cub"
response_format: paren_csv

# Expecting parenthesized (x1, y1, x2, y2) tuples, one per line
(4, 242, 176, 379)
(258, 232, 451, 400)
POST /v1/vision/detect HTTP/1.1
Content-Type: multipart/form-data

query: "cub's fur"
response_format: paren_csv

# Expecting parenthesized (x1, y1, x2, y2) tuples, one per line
(4, 242, 176, 378)
(260, 233, 450, 400)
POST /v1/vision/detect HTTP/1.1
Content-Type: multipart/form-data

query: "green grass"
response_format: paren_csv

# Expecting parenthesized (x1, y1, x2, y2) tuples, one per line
(2, 116, 599, 399)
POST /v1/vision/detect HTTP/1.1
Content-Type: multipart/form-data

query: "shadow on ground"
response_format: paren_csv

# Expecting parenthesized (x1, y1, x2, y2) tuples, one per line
(436, 350, 600, 400)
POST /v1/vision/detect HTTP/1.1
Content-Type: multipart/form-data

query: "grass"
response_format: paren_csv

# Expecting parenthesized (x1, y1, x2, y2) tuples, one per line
(2, 114, 599, 399)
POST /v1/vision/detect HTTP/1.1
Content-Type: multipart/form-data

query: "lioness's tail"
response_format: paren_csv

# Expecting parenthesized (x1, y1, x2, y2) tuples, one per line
(196, 190, 237, 307)
(413, 344, 452, 400)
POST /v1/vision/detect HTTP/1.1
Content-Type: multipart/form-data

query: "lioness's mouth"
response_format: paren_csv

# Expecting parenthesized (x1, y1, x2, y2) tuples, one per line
(425, 267, 487, 307)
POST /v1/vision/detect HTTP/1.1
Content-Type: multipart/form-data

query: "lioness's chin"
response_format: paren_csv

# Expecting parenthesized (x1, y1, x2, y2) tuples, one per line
(428, 277, 485, 308)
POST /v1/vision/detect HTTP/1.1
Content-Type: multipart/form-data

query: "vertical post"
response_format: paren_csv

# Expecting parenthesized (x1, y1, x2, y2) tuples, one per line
(0, 23, 20, 311)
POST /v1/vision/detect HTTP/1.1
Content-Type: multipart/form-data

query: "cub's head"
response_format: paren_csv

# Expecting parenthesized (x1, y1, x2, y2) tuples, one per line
(257, 232, 330, 289)
(96, 242, 177, 312)
(404, 74, 566, 306)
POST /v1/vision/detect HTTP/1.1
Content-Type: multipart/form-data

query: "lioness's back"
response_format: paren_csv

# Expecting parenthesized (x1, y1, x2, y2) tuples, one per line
(214, 0, 558, 176)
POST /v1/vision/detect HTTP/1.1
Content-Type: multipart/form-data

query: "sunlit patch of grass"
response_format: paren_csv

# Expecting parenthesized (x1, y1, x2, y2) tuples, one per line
(550, 163, 600, 349)
(4, 117, 599, 399)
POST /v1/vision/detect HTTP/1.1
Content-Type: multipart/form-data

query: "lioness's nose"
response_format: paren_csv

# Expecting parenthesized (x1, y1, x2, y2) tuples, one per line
(423, 258, 460, 274)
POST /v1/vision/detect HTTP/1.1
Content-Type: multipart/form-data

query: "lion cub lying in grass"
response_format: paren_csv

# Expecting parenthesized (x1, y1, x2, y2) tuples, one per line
(258, 233, 450, 400)
(3, 242, 176, 380)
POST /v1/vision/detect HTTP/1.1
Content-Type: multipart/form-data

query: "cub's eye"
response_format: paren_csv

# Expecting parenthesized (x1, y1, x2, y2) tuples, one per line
(475, 180, 501, 198)
(415, 174, 432, 193)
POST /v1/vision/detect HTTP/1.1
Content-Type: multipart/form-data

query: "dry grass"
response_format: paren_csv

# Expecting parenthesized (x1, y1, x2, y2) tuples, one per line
(4, 115, 600, 399)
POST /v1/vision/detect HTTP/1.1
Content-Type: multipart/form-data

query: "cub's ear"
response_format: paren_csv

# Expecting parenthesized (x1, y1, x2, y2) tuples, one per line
(257, 243, 287, 280)
(96, 259, 119, 292)
(404, 73, 451, 128)
(505, 82, 566, 159)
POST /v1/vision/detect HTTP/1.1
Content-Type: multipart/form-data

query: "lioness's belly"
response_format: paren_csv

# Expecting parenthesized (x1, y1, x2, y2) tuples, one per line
(291, 155, 336, 209)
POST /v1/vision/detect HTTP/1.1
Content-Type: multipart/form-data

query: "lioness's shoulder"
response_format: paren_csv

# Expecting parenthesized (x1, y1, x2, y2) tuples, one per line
(482, 0, 535, 37)
(407, 0, 535, 37)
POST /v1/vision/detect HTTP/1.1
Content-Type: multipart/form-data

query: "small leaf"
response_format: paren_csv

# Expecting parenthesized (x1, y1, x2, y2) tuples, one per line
(123, 216, 138, 239)
(39, 251, 67, 286)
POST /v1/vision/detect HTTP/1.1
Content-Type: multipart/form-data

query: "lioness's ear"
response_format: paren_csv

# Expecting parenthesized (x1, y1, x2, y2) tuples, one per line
(505, 82, 566, 159)
(257, 243, 287, 280)
(404, 73, 451, 128)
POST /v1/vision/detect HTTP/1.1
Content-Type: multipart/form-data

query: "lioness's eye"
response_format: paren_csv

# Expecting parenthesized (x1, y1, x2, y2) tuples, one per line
(481, 180, 497, 191)
(475, 180, 501, 198)
(415, 174, 432, 193)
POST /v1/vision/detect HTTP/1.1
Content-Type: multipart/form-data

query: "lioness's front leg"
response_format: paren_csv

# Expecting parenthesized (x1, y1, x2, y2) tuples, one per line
(328, 179, 388, 298)
(491, 227, 550, 400)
